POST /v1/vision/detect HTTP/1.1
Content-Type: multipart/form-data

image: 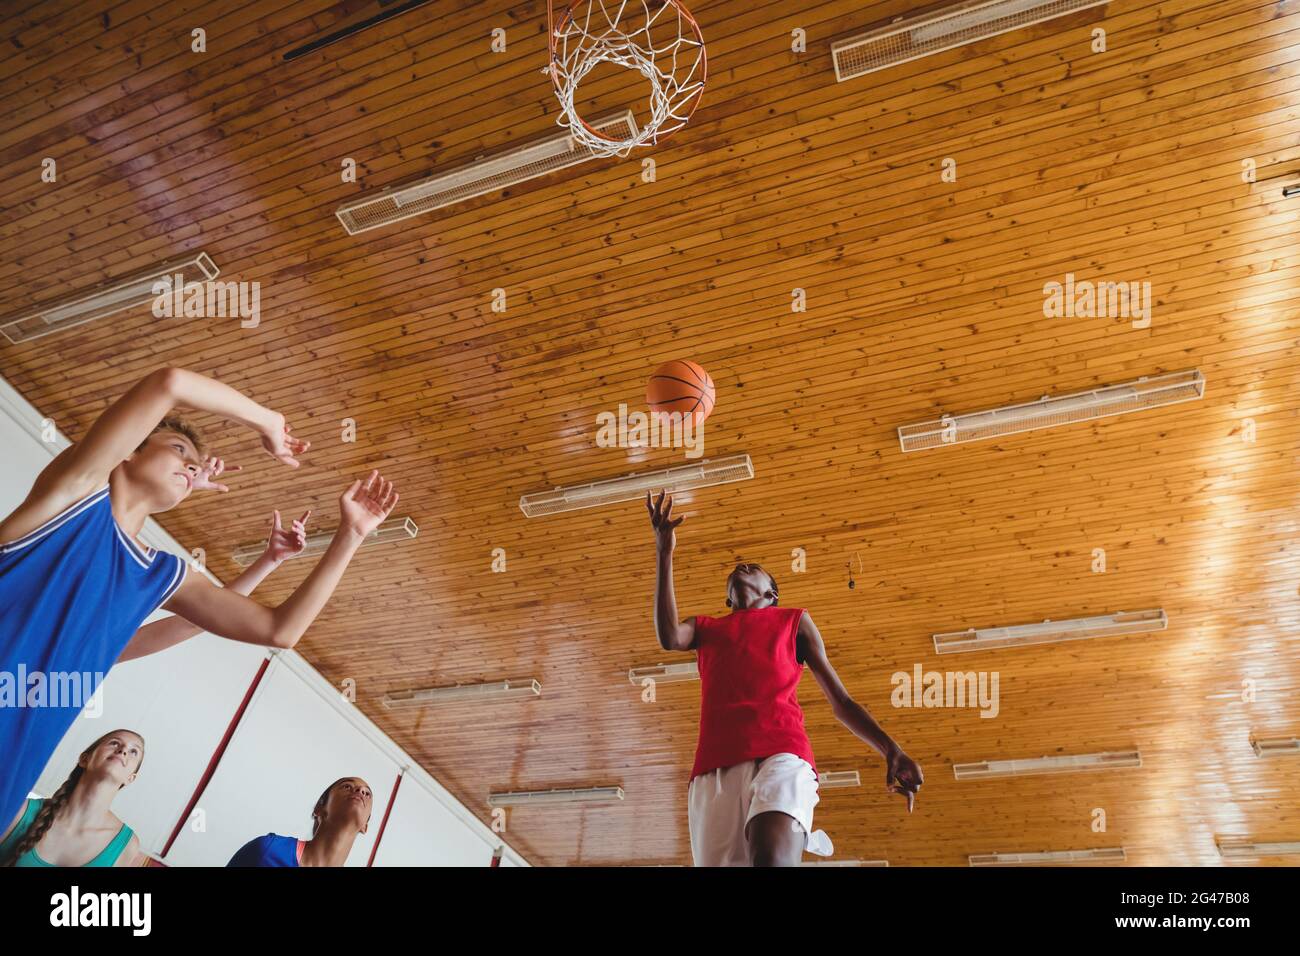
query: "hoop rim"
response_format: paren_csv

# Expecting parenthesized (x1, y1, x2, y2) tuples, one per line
(546, 0, 709, 149)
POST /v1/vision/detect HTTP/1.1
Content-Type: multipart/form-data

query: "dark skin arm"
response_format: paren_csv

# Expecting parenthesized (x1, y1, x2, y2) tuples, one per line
(647, 490, 696, 651)
(798, 611, 924, 811)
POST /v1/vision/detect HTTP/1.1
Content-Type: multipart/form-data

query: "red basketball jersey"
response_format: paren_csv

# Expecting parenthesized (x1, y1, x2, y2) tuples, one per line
(689, 605, 817, 781)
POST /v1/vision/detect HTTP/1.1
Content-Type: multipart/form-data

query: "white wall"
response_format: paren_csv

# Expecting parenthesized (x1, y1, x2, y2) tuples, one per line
(0, 375, 527, 867)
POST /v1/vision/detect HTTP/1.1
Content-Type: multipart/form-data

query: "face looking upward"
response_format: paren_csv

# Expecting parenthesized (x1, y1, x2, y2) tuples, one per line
(727, 563, 778, 610)
(120, 430, 203, 511)
(316, 778, 373, 836)
(81, 731, 145, 789)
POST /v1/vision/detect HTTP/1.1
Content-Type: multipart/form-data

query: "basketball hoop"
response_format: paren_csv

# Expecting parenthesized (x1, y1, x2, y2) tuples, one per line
(546, 0, 707, 158)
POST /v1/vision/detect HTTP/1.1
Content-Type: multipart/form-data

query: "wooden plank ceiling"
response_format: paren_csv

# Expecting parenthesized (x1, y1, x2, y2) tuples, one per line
(1, 0, 1298, 866)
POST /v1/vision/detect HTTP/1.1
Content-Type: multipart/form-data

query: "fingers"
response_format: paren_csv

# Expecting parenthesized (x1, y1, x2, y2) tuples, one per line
(662, 494, 674, 521)
(271, 510, 283, 531)
(669, 515, 685, 529)
(358, 469, 379, 499)
(298, 509, 312, 527)
(645, 490, 655, 518)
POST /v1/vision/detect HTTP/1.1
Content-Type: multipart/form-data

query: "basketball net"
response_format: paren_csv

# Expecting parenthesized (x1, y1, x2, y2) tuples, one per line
(546, 0, 707, 159)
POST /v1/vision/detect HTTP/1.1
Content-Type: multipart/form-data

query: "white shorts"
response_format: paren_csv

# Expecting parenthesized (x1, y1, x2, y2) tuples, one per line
(687, 752, 834, 866)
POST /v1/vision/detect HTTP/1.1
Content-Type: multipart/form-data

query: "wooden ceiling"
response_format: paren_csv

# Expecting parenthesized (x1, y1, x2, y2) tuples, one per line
(2, 0, 1299, 866)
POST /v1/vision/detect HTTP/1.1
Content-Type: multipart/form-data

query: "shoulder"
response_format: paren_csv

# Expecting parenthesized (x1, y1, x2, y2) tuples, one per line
(228, 832, 280, 866)
(116, 831, 145, 868)
(1, 798, 41, 844)
(0, 478, 109, 552)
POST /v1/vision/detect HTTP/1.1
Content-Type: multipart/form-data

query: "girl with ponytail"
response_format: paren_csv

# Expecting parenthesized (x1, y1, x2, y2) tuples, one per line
(0, 729, 147, 867)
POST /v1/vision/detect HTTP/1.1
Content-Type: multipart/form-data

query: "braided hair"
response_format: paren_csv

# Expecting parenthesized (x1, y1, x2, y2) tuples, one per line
(1, 729, 144, 867)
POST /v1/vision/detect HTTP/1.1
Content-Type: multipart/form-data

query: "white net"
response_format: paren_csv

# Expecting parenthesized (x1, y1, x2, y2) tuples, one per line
(547, 0, 707, 158)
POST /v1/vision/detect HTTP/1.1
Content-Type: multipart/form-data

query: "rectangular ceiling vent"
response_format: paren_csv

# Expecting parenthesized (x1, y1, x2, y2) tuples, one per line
(1251, 737, 1300, 758)
(933, 609, 1167, 654)
(832, 0, 1110, 81)
(1217, 840, 1300, 859)
(336, 111, 637, 234)
(520, 454, 754, 518)
(898, 370, 1204, 452)
(1, 253, 219, 345)
(232, 515, 417, 567)
(627, 662, 699, 685)
(487, 787, 625, 809)
(969, 847, 1126, 866)
(817, 771, 863, 790)
(954, 750, 1142, 780)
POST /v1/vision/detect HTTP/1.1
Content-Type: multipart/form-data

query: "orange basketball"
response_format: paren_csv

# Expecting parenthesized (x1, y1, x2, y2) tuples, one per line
(646, 359, 716, 425)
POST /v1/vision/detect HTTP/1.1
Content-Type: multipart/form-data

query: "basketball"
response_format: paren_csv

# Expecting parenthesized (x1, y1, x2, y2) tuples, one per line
(646, 360, 716, 425)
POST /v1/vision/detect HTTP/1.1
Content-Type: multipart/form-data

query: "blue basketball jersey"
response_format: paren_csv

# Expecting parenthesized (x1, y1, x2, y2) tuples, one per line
(227, 833, 301, 867)
(0, 485, 187, 824)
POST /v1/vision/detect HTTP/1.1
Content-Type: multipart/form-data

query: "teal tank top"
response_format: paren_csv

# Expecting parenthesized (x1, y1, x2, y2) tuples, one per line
(0, 798, 135, 867)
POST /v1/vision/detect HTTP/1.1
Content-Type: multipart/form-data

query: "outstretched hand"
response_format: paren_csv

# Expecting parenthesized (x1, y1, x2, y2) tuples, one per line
(192, 456, 242, 494)
(263, 509, 312, 563)
(646, 490, 684, 552)
(338, 470, 398, 539)
(885, 748, 924, 813)
(261, 414, 310, 468)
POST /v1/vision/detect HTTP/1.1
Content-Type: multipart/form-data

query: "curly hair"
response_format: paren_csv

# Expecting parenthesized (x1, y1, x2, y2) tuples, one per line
(1, 729, 144, 867)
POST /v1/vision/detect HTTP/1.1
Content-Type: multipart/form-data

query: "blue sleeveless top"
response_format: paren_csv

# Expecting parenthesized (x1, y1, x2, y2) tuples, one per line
(227, 833, 302, 867)
(0, 485, 187, 825)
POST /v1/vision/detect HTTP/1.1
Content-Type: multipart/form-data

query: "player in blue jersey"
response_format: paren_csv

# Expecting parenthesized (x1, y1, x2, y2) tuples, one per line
(228, 777, 373, 867)
(0, 367, 399, 826)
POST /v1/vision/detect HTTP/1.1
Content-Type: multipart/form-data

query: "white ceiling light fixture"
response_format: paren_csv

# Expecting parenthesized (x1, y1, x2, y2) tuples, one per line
(953, 750, 1142, 780)
(970, 847, 1126, 866)
(231, 515, 417, 567)
(898, 370, 1205, 452)
(336, 111, 636, 235)
(832, 0, 1109, 81)
(802, 859, 889, 867)
(933, 609, 1167, 654)
(1251, 737, 1300, 757)
(520, 454, 753, 517)
(1217, 840, 1300, 860)
(1, 252, 219, 344)
(817, 771, 862, 790)
(627, 662, 699, 684)
(487, 786, 625, 809)
(382, 679, 541, 710)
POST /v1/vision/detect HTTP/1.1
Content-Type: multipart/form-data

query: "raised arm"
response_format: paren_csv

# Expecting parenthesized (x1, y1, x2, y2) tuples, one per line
(162, 473, 396, 650)
(117, 509, 311, 663)
(52, 367, 304, 492)
(647, 491, 695, 652)
(798, 611, 924, 812)
(4, 367, 308, 545)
